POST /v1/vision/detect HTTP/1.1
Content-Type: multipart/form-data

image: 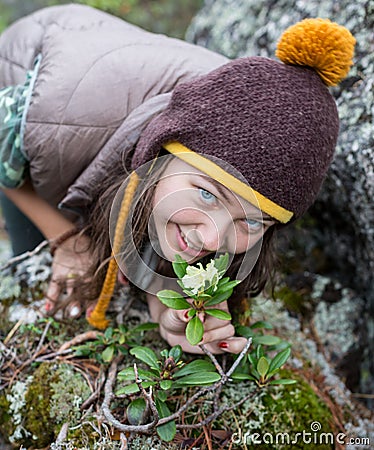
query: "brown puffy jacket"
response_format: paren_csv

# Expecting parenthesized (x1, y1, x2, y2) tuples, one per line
(0, 4, 228, 217)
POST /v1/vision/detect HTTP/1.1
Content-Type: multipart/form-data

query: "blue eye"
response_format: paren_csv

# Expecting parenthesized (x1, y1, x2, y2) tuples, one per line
(199, 188, 217, 204)
(244, 218, 262, 230)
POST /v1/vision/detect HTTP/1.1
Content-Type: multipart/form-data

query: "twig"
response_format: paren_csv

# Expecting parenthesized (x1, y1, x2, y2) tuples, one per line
(101, 356, 157, 432)
(57, 330, 104, 353)
(134, 363, 159, 422)
(9, 344, 49, 385)
(0, 341, 22, 367)
(3, 319, 24, 345)
(34, 319, 52, 354)
(55, 422, 69, 444)
(226, 337, 252, 378)
(34, 348, 72, 361)
(203, 424, 213, 450)
(80, 370, 106, 410)
(120, 432, 128, 450)
(0, 239, 50, 271)
(177, 387, 260, 429)
(199, 344, 226, 379)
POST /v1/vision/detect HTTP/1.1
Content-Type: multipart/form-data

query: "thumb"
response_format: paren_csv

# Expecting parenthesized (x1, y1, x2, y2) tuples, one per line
(160, 307, 190, 333)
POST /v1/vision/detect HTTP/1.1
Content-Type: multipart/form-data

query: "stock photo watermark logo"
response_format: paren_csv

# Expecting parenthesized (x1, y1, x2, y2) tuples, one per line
(231, 421, 371, 447)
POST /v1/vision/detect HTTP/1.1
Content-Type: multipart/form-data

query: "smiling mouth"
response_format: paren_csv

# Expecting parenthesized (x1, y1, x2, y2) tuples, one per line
(176, 225, 209, 258)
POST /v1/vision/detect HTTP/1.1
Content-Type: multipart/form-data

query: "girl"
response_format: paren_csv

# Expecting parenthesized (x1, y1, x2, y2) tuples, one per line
(0, 5, 355, 354)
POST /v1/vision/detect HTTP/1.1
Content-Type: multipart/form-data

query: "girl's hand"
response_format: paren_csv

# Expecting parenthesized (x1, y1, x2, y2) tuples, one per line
(147, 294, 247, 354)
(45, 233, 91, 318)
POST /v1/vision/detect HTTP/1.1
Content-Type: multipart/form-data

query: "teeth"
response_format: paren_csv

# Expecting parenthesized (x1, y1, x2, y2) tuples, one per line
(180, 229, 200, 251)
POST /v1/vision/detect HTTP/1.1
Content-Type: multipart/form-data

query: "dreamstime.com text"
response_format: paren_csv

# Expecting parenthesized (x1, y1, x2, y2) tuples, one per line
(231, 422, 371, 447)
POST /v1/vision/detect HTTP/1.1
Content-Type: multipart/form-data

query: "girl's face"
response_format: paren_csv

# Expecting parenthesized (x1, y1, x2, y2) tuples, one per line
(151, 158, 275, 263)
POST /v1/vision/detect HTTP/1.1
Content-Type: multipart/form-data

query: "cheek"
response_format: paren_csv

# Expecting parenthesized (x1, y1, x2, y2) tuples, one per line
(234, 229, 264, 254)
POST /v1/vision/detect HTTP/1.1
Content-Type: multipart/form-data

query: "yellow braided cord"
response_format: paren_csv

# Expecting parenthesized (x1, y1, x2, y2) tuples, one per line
(87, 171, 140, 329)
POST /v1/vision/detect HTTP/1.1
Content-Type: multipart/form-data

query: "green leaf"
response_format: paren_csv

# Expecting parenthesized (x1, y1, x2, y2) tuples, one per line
(235, 325, 254, 338)
(104, 327, 113, 340)
(216, 279, 241, 293)
(127, 398, 147, 425)
(214, 253, 229, 275)
(174, 372, 221, 386)
(130, 346, 160, 371)
(131, 322, 159, 333)
(156, 390, 168, 402)
(230, 373, 256, 381)
(172, 255, 188, 278)
(268, 378, 297, 385)
(185, 316, 204, 346)
(204, 289, 233, 306)
(117, 367, 135, 380)
(268, 347, 292, 373)
(102, 345, 115, 363)
(160, 380, 173, 390)
(174, 359, 216, 378)
(118, 367, 159, 382)
(116, 383, 140, 395)
(248, 353, 257, 367)
(141, 381, 157, 389)
(250, 320, 273, 330)
(160, 349, 169, 358)
(257, 356, 270, 378)
(266, 369, 280, 379)
(168, 345, 182, 362)
(256, 345, 264, 360)
(205, 309, 231, 321)
(253, 335, 283, 346)
(73, 345, 94, 357)
(157, 290, 191, 310)
(155, 398, 176, 442)
(187, 309, 197, 317)
(216, 276, 230, 286)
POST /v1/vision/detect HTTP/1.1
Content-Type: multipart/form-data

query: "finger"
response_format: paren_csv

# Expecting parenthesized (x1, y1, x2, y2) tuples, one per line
(214, 337, 248, 354)
(118, 270, 129, 286)
(161, 331, 207, 354)
(200, 322, 236, 345)
(66, 301, 82, 319)
(44, 279, 62, 313)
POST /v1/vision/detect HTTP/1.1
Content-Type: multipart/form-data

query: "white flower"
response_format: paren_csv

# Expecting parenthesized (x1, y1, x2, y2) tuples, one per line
(181, 260, 219, 295)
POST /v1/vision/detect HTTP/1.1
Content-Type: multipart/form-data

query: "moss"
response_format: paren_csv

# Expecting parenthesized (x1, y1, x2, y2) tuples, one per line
(23, 363, 59, 447)
(0, 362, 92, 448)
(274, 285, 309, 315)
(217, 369, 335, 450)
(257, 371, 334, 449)
(49, 364, 91, 426)
(0, 393, 13, 440)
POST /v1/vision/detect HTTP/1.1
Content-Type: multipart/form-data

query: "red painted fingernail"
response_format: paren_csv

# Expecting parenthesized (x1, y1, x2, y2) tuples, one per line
(219, 342, 228, 349)
(45, 302, 52, 312)
(184, 311, 189, 320)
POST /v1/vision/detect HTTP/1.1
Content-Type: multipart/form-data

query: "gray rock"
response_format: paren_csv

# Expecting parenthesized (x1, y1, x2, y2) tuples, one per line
(187, 0, 374, 309)
(187, 0, 374, 410)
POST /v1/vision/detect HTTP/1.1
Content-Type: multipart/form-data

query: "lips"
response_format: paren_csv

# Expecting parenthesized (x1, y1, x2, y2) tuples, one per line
(176, 225, 209, 259)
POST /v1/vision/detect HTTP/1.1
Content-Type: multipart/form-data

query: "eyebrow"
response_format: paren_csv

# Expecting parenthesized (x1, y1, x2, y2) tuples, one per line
(197, 175, 232, 203)
(197, 175, 276, 223)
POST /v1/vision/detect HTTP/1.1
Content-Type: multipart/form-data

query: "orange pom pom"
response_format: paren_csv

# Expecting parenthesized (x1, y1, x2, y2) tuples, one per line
(276, 18, 355, 86)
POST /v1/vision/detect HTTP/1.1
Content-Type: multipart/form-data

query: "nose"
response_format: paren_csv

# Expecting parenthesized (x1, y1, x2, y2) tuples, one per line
(197, 214, 232, 253)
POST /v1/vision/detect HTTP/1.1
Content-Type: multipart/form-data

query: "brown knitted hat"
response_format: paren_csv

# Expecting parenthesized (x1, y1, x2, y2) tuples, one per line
(132, 18, 355, 222)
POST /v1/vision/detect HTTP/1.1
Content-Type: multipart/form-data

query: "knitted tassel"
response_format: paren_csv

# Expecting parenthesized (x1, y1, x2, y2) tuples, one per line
(87, 171, 140, 329)
(276, 18, 355, 87)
